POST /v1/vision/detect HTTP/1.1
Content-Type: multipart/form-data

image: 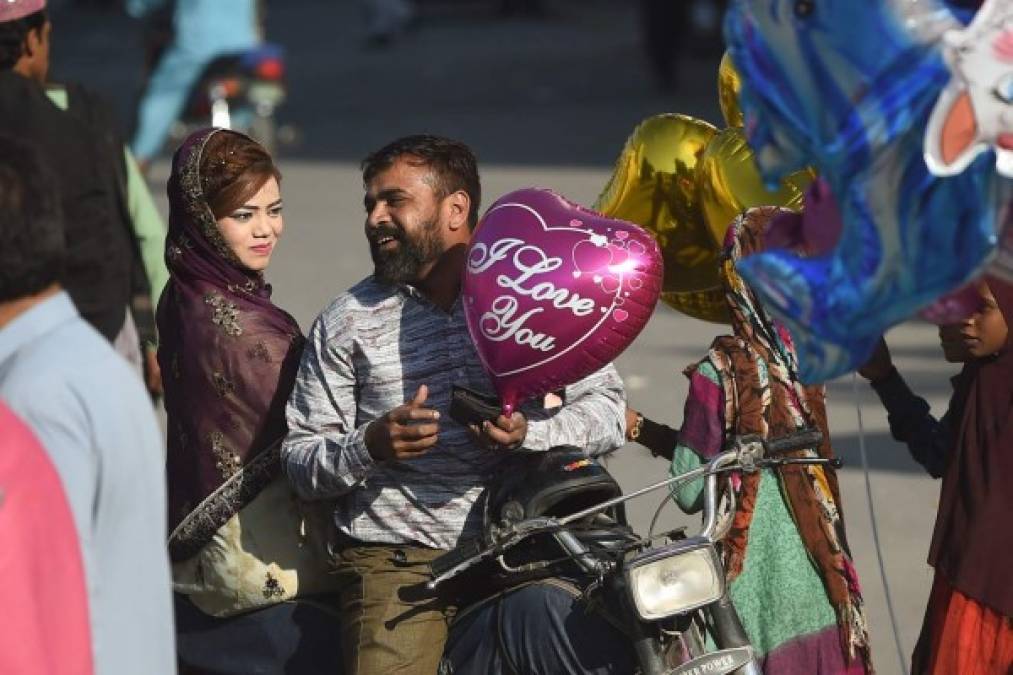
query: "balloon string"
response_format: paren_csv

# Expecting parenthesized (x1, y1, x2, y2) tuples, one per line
(851, 373, 907, 674)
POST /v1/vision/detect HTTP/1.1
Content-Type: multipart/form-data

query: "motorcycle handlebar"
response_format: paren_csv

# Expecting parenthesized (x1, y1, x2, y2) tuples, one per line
(430, 537, 484, 578)
(702, 428, 828, 540)
(765, 428, 824, 455)
(429, 429, 835, 588)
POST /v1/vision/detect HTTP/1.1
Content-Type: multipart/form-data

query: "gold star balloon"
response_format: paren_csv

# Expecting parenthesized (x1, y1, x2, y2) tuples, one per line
(697, 127, 814, 248)
(594, 114, 730, 323)
(718, 52, 744, 128)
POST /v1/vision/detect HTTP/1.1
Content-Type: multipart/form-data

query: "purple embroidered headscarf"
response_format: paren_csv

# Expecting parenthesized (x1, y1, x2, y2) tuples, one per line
(158, 128, 304, 562)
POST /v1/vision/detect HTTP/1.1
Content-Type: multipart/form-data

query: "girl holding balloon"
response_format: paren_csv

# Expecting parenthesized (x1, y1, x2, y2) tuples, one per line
(858, 278, 1013, 674)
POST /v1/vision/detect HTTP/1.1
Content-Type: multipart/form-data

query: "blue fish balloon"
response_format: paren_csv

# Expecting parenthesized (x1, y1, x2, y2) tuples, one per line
(724, 0, 1001, 382)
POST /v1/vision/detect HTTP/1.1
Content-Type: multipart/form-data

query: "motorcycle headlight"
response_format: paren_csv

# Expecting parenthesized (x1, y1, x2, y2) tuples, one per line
(624, 538, 724, 621)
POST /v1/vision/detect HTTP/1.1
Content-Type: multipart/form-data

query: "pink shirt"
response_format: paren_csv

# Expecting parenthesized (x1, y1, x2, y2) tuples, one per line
(0, 401, 92, 675)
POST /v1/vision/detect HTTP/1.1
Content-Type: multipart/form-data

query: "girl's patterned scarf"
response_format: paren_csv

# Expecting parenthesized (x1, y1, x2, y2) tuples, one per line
(158, 128, 305, 562)
(697, 206, 871, 668)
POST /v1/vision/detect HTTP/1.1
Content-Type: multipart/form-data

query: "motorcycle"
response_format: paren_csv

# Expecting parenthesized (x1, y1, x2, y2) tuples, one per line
(429, 429, 839, 675)
(169, 43, 288, 155)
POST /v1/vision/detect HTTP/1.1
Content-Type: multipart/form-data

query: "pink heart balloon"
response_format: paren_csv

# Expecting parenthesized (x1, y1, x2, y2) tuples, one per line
(463, 188, 663, 414)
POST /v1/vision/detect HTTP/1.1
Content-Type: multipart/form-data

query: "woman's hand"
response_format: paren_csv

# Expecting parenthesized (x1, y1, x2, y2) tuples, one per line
(857, 338, 894, 382)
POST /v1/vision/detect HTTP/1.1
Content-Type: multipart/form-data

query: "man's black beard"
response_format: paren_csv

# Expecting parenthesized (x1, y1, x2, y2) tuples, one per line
(370, 220, 442, 285)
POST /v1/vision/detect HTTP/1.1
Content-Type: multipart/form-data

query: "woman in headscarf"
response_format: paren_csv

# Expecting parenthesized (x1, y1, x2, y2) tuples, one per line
(858, 278, 1013, 674)
(628, 206, 872, 674)
(158, 128, 340, 674)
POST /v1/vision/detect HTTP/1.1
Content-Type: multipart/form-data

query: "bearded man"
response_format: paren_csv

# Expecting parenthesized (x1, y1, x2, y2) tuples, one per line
(281, 135, 631, 674)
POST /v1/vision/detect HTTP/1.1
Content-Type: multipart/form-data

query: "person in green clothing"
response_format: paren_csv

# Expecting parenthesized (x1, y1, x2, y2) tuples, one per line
(0, 0, 168, 398)
(627, 206, 872, 674)
(45, 83, 170, 397)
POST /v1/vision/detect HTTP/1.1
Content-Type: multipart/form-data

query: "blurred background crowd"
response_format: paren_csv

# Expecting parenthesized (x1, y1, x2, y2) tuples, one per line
(47, 0, 727, 166)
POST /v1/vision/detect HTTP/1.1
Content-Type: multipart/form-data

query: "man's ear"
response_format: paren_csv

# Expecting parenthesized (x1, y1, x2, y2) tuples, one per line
(444, 190, 471, 232)
(22, 26, 42, 58)
(20, 34, 34, 59)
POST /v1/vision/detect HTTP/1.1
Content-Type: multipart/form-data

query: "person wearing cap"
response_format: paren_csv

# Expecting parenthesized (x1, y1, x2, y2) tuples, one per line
(0, 0, 169, 399)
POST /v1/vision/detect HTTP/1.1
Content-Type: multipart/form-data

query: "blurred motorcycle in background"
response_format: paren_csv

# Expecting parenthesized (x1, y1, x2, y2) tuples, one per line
(171, 43, 288, 155)
(133, 0, 295, 160)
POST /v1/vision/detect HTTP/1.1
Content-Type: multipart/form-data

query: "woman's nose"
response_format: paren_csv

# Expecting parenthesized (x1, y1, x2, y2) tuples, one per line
(251, 213, 272, 237)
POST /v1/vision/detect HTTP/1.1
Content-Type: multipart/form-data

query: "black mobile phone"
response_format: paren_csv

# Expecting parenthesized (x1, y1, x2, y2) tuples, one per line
(449, 384, 502, 428)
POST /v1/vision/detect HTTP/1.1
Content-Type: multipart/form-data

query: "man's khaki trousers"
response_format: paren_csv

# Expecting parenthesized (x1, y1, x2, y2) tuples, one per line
(330, 543, 455, 675)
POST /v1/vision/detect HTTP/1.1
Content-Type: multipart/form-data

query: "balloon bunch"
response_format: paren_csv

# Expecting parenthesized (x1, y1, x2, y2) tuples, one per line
(462, 189, 663, 414)
(723, 0, 1002, 383)
(772, 177, 997, 326)
(593, 57, 813, 324)
(924, 0, 1013, 181)
(924, 0, 1013, 288)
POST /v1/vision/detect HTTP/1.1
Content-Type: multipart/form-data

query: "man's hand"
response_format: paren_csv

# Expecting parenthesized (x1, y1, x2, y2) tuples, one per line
(470, 412, 527, 451)
(365, 385, 440, 461)
(857, 338, 893, 382)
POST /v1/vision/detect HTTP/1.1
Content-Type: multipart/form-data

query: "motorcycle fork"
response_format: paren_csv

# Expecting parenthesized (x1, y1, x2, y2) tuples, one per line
(705, 591, 761, 675)
(600, 573, 668, 675)
(629, 624, 666, 675)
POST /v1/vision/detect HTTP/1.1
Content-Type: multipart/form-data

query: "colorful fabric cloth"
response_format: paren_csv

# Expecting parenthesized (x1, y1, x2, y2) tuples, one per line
(912, 573, 1013, 675)
(668, 207, 871, 673)
(158, 128, 305, 563)
(0, 401, 93, 675)
(670, 364, 861, 672)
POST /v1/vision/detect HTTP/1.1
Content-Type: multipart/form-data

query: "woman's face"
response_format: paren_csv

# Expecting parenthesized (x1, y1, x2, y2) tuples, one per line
(939, 282, 1009, 362)
(216, 177, 283, 272)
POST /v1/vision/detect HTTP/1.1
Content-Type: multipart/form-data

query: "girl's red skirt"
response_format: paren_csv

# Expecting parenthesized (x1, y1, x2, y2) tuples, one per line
(912, 573, 1013, 675)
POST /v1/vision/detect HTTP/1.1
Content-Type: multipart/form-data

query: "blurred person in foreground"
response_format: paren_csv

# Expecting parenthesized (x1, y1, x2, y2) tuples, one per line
(159, 128, 341, 675)
(281, 134, 632, 674)
(128, 0, 260, 168)
(859, 279, 1013, 674)
(0, 135, 174, 675)
(0, 402, 93, 675)
(0, 0, 168, 398)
